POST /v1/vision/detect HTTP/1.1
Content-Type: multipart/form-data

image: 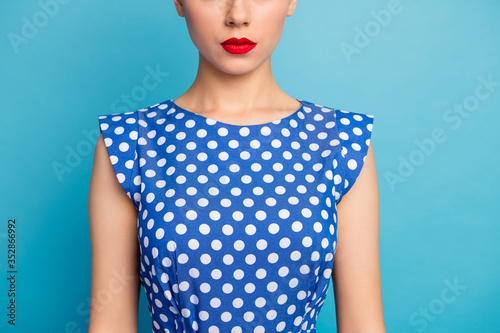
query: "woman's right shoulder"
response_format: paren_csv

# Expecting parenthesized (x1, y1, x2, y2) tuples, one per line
(92, 98, 174, 205)
(94, 110, 141, 206)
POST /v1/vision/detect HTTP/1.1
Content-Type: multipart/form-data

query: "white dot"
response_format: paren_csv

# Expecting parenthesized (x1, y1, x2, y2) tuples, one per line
(348, 159, 358, 170)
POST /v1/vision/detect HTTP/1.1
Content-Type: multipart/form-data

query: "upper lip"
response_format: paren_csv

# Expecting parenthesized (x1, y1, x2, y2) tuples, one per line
(221, 37, 256, 45)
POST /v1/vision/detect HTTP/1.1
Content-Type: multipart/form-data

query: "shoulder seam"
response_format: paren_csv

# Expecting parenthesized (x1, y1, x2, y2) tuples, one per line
(334, 109, 346, 205)
(127, 111, 139, 208)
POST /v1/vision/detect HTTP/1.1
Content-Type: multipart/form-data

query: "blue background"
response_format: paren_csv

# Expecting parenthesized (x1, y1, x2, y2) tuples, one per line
(1, 0, 499, 332)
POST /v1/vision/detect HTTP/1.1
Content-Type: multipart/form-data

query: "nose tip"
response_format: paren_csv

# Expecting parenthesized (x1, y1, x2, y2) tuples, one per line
(225, 2, 251, 26)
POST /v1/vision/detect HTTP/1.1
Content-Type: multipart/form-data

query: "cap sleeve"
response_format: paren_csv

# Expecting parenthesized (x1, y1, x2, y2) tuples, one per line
(334, 109, 374, 204)
(97, 111, 140, 209)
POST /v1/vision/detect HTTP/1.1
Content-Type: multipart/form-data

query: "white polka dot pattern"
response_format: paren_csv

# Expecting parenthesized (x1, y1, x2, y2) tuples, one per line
(334, 109, 374, 203)
(96, 99, 374, 333)
(98, 111, 141, 210)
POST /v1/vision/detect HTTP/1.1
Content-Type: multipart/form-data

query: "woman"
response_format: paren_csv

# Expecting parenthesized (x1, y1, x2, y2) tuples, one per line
(88, 1, 385, 332)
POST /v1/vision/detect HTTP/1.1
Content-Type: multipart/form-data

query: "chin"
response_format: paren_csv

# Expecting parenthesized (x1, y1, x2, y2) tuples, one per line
(210, 57, 260, 75)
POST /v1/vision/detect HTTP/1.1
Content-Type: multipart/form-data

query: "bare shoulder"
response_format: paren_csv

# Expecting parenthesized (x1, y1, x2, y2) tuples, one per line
(332, 143, 386, 332)
(87, 133, 141, 332)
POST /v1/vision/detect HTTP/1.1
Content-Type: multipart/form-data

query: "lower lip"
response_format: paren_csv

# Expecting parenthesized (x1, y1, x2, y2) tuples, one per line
(221, 43, 257, 54)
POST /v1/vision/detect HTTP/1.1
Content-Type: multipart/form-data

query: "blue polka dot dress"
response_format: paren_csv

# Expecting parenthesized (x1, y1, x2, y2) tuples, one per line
(97, 98, 374, 333)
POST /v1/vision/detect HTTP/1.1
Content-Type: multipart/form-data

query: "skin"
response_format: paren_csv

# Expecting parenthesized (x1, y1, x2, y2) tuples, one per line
(333, 143, 386, 332)
(88, 1, 386, 332)
(171, 0, 302, 125)
(88, 137, 140, 333)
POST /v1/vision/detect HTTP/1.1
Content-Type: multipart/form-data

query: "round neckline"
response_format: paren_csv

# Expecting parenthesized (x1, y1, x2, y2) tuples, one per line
(168, 98, 305, 128)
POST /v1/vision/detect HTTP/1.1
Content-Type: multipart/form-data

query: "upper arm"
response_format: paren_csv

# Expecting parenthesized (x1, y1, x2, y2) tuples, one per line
(87, 133, 141, 332)
(332, 142, 386, 332)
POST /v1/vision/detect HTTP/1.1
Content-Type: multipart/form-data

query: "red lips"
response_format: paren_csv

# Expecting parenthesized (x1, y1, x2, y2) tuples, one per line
(221, 37, 257, 54)
(221, 37, 256, 45)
